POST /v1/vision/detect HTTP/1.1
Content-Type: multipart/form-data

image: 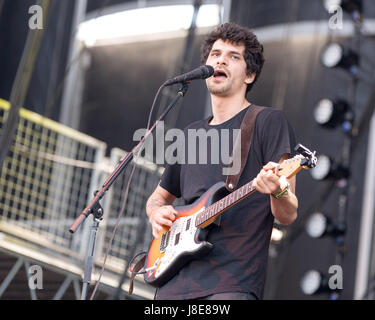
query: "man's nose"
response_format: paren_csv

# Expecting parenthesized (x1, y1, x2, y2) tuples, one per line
(217, 55, 227, 65)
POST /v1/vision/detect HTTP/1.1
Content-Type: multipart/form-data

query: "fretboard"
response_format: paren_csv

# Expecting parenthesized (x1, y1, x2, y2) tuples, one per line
(195, 180, 256, 227)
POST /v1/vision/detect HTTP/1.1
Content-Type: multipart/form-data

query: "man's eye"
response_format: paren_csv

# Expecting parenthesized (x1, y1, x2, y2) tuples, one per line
(232, 55, 240, 60)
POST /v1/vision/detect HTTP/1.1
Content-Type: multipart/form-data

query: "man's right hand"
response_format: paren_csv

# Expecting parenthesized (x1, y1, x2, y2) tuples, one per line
(148, 205, 178, 239)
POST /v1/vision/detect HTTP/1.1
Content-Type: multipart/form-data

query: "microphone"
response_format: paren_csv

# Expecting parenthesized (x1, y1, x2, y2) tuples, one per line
(164, 65, 214, 87)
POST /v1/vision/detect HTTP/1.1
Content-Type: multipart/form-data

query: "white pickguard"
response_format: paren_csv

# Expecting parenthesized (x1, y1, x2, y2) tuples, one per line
(154, 207, 206, 278)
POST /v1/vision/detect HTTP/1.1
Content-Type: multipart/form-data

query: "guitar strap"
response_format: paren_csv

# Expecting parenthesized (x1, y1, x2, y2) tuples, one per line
(210, 104, 265, 228)
(225, 104, 265, 191)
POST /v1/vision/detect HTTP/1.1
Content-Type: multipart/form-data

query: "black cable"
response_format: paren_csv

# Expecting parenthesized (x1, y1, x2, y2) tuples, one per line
(89, 83, 165, 300)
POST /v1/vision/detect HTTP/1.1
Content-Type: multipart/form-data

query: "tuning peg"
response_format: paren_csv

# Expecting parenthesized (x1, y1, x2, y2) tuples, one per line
(295, 144, 318, 169)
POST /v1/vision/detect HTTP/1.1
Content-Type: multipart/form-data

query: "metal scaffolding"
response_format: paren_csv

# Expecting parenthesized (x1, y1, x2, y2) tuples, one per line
(0, 99, 162, 299)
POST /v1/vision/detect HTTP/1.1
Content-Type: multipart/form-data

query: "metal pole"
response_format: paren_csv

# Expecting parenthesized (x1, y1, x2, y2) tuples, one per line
(0, 258, 23, 298)
(0, 0, 50, 172)
(59, 0, 87, 129)
(81, 217, 100, 300)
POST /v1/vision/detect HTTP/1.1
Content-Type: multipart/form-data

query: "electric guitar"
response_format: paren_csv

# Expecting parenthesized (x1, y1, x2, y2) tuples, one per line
(144, 144, 317, 287)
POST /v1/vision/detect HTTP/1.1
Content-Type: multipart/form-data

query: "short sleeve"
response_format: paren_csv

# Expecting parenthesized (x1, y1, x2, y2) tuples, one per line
(260, 110, 296, 164)
(159, 163, 182, 198)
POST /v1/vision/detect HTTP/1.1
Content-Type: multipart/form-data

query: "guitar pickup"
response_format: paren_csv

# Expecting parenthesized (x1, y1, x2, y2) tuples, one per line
(186, 218, 191, 231)
(160, 233, 166, 252)
(160, 231, 171, 252)
(174, 232, 180, 245)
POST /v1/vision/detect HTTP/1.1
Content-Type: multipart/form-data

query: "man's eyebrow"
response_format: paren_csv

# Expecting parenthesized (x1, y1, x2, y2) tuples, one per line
(229, 50, 242, 55)
(210, 48, 242, 56)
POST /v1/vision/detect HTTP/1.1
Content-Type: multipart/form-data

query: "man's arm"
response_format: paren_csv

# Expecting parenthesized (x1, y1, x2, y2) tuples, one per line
(146, 184, 178, 239)
(252, 154, 298, 225)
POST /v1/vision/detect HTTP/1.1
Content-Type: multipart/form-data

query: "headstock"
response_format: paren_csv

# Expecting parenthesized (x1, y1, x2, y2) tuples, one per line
(278, 144, 318, 178)
(294, 144, 318, 169)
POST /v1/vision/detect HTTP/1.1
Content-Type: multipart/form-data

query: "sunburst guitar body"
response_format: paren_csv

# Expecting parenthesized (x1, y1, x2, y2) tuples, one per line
(144, 181, 228, 287)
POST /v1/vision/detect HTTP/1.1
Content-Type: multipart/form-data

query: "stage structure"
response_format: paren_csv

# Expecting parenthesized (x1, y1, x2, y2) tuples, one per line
(1, 0, 375, 300)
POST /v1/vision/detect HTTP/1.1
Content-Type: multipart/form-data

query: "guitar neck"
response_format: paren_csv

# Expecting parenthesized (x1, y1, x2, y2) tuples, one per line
(194, 153, 311, 228)
(195, 180, 256, 228)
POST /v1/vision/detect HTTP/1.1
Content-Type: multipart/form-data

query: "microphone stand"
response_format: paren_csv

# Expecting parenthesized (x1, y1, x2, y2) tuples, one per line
(69, 82, 190, 300)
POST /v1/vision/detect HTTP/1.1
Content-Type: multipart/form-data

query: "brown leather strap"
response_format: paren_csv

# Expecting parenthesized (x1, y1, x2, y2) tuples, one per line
(128, 253, 146, 295)
(225, 104, 265, 191)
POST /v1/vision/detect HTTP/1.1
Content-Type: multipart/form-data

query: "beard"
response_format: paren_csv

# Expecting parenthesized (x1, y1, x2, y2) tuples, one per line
(206, 79, 232, 96)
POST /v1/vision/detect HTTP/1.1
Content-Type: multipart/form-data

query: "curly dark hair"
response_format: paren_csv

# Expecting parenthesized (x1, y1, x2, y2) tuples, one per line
(201, 22, 265, 93)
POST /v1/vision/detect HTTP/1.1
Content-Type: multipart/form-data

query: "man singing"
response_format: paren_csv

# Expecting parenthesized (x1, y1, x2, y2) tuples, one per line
(146, 22, 297, 300)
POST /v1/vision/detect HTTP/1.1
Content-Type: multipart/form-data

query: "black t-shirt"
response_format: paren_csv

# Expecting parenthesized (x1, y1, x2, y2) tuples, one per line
(156, 105, 296, 300)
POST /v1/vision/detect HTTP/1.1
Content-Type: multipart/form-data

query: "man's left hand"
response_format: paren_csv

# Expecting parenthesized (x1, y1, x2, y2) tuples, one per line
(252, 162, 288, 196)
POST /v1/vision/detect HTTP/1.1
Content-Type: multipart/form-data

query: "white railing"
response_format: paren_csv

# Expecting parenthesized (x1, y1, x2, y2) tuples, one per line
(0, 99, 170, 299)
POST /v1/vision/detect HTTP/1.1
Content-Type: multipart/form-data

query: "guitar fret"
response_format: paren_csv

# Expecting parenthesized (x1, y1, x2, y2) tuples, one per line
(242, 185, 247, 196)
(218, 199, 223, 211)
(227, 192, 233, 206)
(237, 186, 243, 198)
(209, 205, 214, 218)
(197, 180, 260, 227)
(248, 181, 253, 193)
(235, 189, 239, 202)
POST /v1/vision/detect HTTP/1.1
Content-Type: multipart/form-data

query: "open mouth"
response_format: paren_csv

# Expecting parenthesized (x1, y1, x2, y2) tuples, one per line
(213, 69, 228, 78)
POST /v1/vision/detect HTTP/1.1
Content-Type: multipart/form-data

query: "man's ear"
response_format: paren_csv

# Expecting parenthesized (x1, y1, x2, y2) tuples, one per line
(245, 72, 256, 85)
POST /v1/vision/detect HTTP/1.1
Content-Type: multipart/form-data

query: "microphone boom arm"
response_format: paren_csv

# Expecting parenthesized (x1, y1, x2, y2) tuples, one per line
(69, 83, 190, 233)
